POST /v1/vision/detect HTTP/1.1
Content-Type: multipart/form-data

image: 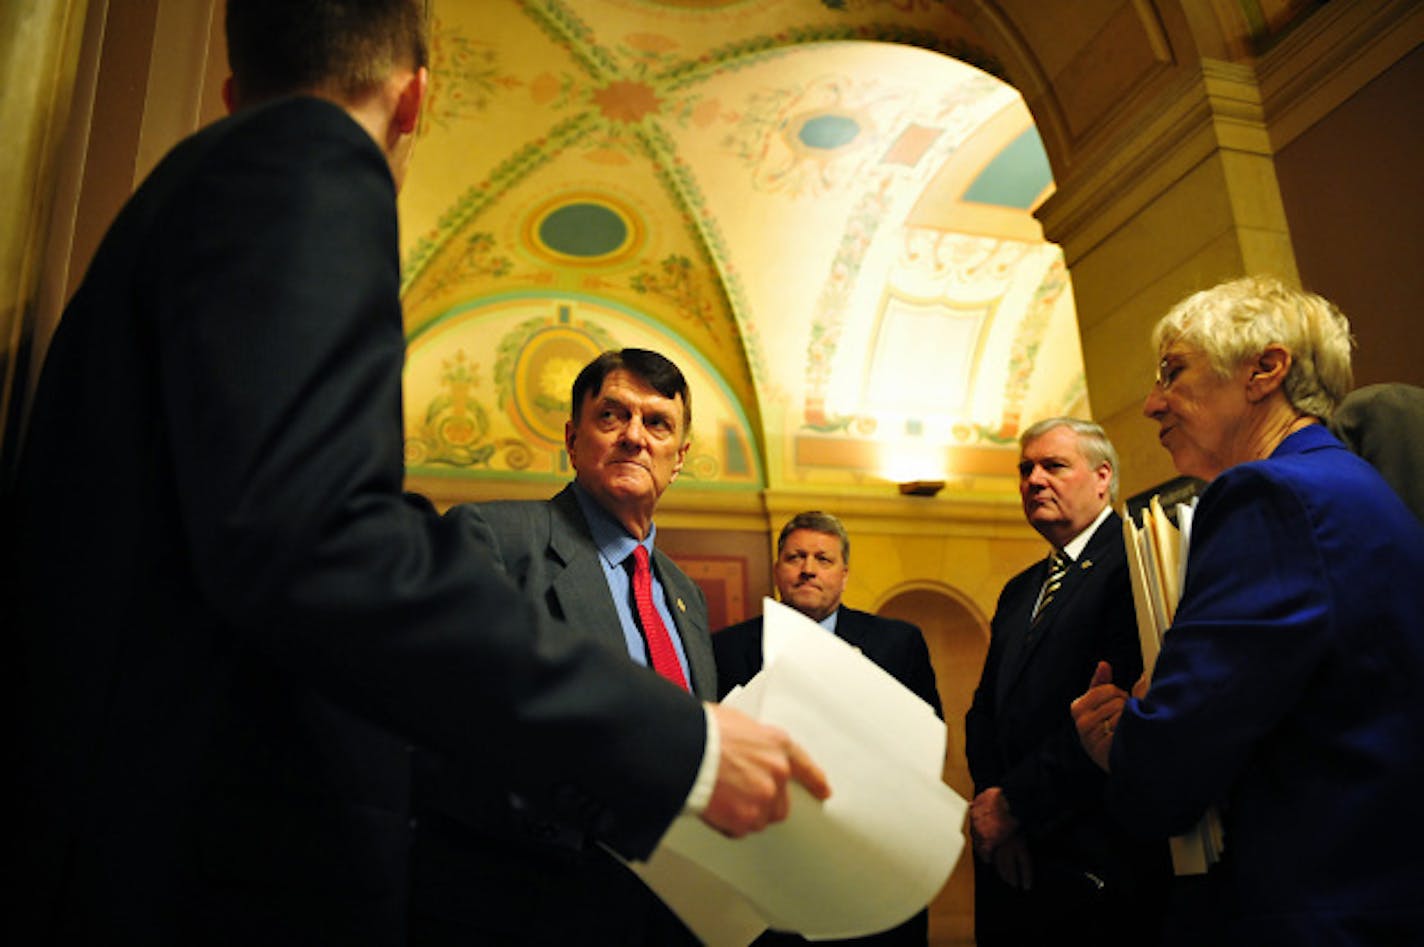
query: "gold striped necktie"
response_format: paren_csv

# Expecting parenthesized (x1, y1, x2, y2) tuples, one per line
(1032, 551, 1068, 623)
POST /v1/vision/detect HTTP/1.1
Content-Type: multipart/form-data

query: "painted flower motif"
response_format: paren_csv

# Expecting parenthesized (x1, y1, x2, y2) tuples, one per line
(691, 98, 722, 128)
(592, 80, 662, 123)
(541, 357, 584, 401)
(530, 72, 562, 105)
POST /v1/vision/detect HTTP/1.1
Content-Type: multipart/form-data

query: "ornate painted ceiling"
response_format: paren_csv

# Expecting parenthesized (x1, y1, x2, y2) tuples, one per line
(399, 0, 1090, 501)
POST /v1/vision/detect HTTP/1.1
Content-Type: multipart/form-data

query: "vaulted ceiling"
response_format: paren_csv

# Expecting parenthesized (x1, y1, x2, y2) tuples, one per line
(398, 0, 1097, 501)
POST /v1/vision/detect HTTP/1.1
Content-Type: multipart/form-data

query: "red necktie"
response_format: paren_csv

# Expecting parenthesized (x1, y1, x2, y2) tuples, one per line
(630, 545, 689, 691)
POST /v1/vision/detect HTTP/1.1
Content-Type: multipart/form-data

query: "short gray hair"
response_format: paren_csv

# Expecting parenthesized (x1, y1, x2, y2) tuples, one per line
(776, 511, 850, 564)
(1152, 275, 1354, 420)
(1020, 417, 1120, 503)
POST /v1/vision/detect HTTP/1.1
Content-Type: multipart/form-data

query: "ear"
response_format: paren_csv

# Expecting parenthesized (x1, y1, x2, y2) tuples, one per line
(393, 66, 428, 136)
(1245, 344, 1291, 402)
(564, 418, 578, 464)
(669, 439, 690, 483)
(221, 76, 237, 115)
(1093, 461, 1113, 500)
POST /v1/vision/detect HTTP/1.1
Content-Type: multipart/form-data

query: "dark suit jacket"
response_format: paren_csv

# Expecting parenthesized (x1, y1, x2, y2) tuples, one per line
(715, 605, 941, 717)
(965, 510, 1168, 941)
(8, 97, 704, 947)
(1108, 426, 1424, 943)
(714, 605, 941, 946)
(1327, 381, 1424, 522)
(409, 484, 712, 945)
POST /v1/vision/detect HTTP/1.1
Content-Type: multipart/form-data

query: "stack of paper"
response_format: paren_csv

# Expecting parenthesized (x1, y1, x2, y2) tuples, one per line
(627, 599, 968, 946)
(1122, 497, 1224, 875)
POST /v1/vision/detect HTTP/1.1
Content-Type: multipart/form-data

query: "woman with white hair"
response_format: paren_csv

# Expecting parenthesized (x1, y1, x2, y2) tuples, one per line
(1072, 275, 1424, 944)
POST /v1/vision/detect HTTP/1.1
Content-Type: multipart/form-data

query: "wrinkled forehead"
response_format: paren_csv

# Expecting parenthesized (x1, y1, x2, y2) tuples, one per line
(1020, 426, 1083, 464)
(586, 370, 681, 408)
(780, 528, 845, 557)
(585, 370, 687, 429)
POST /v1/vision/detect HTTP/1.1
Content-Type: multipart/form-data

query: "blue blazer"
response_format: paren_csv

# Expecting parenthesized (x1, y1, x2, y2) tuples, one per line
(1110, 424, 1424, 943)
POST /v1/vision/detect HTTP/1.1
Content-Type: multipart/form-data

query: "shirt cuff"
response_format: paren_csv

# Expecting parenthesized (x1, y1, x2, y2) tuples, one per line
(682, 702, 720, 814)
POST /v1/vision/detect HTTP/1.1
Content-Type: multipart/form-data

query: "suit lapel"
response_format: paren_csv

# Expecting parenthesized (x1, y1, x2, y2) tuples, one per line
(654, 551, 715, 699)
(546, 487, 713, 698)
(546, 488, 629, 655)
(832, 607, 869, 652)
(998, 511, 1122, 703)
(994, 565, 1050, 708)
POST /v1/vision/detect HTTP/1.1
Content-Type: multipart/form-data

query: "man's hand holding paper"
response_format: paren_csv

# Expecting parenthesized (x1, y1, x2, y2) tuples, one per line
(704, 705, 831, 837)
(631, 599, 968, 946)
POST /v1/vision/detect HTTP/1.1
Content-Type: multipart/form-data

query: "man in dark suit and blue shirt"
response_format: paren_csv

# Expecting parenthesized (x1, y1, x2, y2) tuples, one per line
(715, 509, 942, 946)
(965, 418, 1168, 946)
(409, 348, 718, 945)
(6, 4, 826, 944)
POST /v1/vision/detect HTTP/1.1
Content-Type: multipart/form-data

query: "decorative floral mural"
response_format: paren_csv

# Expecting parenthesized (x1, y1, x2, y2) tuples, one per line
(399, 0, 1087, 498)
(404, 296, 761, 487)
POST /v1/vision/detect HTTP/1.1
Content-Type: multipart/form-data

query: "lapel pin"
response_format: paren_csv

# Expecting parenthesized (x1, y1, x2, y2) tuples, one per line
(676, 598, 686, 613)
(1080, 559, 1093, 570)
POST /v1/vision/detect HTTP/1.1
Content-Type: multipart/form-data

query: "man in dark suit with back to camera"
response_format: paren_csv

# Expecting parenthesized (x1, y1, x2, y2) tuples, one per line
(715, 509, 942, 946)
(409, 348, 715, 946)
(1328, 382, 1424, 522)
(964, 417, 1169, 946)
(6, 3, 827, 945)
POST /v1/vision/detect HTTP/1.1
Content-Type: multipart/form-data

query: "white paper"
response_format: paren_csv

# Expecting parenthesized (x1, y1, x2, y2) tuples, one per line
(629, 599, 967, 946)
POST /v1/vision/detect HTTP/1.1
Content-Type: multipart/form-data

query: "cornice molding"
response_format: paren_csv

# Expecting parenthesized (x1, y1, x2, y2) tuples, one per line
(759, 487, 1032, 540)
(407, 474, 1032, 537)
(1035, 58, 1267, 265)
(1257, 0, 1423, 150)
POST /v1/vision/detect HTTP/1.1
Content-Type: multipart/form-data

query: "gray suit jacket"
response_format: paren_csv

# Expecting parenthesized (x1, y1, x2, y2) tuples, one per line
(455, 484, 716, 699)
(407, 484, 710, 945)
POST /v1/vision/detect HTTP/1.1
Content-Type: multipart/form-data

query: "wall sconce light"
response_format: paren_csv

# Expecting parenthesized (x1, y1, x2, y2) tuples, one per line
(898, 480, 945, 497)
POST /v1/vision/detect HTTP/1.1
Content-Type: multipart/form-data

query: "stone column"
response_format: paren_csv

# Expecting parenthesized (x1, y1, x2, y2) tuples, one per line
(1038, 59, 1299, 499)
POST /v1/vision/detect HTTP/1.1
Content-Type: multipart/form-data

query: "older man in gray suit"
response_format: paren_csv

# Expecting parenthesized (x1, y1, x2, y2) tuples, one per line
(408, 348, 711, 946)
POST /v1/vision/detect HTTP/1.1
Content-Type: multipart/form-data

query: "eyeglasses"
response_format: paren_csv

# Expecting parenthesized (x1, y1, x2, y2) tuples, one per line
(1153, 352, 1190, 392)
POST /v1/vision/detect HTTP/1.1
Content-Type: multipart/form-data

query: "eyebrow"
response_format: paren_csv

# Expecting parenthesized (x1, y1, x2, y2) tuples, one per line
(592, 395, 677, 430)
(593, 395, 628, 414)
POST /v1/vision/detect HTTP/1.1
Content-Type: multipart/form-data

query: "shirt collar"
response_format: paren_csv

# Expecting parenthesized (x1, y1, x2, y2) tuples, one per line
(1058, 503, 1113, 562)
(571, 480, 656, 566)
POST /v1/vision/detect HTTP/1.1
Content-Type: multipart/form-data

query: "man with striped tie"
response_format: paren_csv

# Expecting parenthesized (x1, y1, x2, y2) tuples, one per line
(964, 418, 1170, 945)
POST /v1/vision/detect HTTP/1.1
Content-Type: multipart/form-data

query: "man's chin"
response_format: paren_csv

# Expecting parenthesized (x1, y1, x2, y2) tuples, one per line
(603, 471, 655, 495)
(787, 593, 826, 614)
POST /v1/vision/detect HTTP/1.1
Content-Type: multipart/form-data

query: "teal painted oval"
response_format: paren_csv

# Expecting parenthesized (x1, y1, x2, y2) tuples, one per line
(538, 203, 628, 257)
(798, 114, 860, 150)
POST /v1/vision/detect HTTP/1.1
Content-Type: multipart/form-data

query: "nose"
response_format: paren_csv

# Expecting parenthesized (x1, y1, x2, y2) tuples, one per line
(619, 413, 649, 448)
(1143, 386, 1167, 419)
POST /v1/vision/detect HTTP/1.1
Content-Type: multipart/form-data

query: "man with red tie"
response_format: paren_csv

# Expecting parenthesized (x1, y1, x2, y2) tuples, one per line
(408, 348, 711, 945)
